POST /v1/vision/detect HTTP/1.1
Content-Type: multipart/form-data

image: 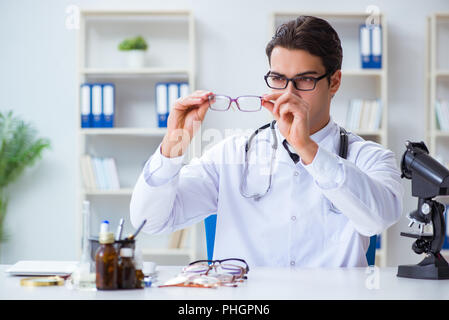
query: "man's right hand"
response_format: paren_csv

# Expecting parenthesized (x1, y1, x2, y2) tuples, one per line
(161, 90, 214, 158)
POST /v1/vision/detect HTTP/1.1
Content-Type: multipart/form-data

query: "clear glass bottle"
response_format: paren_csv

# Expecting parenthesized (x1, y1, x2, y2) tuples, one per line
(95, 221, 118, 290)
(67, 201, 96, 291)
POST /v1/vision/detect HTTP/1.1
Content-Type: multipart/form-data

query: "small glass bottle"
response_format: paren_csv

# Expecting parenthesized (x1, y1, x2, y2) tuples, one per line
(134, 248, 145, 289)
(95, 221, 118, 290)
(68, 201, 96, 290)
(118, 248, 136, 289)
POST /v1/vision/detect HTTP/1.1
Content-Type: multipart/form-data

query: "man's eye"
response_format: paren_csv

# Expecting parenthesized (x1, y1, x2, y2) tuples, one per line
(271, 76, 284, 81)
(299, 77, 314, 82)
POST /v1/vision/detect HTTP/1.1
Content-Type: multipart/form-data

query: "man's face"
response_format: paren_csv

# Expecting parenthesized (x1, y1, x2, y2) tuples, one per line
(268, 46, 341, 133)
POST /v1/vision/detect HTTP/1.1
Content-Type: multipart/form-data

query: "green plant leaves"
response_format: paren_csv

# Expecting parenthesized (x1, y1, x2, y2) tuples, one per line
(0, 111, 50, 243)
(118, 35, 148, 51)
(0, 111, 51, 189)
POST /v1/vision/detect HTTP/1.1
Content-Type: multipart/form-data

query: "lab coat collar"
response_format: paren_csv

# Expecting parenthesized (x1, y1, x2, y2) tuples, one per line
(273, 117, 337, 166)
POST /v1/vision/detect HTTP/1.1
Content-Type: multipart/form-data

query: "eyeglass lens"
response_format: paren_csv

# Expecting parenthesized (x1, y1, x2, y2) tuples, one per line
(208, 95, 262, 112)
(266, 75, 316, 90)
(185, 260, 247, 276)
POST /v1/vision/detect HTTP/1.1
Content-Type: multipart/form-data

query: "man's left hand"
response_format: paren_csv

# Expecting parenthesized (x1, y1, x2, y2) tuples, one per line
(262, 92, 318, 165)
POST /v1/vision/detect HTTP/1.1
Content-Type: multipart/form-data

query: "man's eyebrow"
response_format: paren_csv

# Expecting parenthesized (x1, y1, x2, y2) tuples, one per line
(269, 70, 319, 77)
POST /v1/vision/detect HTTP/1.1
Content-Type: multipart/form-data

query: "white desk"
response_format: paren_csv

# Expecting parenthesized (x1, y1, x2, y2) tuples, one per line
(1, 265, 449, 300)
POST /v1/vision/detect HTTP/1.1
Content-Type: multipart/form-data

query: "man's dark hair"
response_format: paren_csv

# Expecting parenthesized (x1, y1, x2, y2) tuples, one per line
(265, 16, 343, 82)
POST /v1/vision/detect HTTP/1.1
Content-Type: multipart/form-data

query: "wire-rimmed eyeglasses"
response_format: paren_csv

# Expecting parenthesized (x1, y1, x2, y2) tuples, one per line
(185, 258, 249, 276)
(208, 94, 263, 112)
(158, 258, 249, 288)
(264, 71, 328, 91)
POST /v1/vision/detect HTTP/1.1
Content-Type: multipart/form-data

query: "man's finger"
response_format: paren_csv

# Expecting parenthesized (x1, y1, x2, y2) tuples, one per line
(193, 90, 213, 96)
(174, 97, 202, 110)
(262, 99, 274, 113)
(272, 92, 292, 118)
(262, 91, 284, 102)
(197, 102, 209, 121)
(175, 93, 212, 110)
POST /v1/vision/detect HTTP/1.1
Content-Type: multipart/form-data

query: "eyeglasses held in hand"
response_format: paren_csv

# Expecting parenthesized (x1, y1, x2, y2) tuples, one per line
(208, 94, 263, 112)
(264, 71, 328, 91)
(158, 258, 249, 288)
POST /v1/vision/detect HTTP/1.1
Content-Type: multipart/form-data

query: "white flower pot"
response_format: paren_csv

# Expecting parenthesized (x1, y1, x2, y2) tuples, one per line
(126, 50, 146, 68)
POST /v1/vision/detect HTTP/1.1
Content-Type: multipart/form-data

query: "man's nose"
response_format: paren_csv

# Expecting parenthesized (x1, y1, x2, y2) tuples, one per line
(286, 80, 300, 96)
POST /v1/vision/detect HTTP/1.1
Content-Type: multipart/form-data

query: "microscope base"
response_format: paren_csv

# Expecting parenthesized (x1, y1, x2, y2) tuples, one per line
(397, 264, 449, 279)
(397, 254, 449, 279)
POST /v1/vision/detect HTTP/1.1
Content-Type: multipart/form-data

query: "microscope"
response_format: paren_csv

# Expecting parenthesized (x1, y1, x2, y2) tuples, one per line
(398, 141, 449, 279)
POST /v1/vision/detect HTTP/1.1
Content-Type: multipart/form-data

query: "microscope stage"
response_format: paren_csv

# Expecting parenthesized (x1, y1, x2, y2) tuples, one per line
(400, 231, 433, 241)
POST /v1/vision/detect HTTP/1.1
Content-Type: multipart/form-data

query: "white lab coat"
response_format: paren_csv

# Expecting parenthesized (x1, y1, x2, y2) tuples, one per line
(130, 118, 403, 267)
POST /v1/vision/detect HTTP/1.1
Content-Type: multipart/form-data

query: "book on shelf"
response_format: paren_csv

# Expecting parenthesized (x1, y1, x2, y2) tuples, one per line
(435, 99, 449, 132)
(359, 23, 382, 69)
(155, 82, 190, 128)
(80, 155, 120, 191)
(80, 84, 91, 128)
(80, 82, 115, 128)
(345, 99, 382, 131)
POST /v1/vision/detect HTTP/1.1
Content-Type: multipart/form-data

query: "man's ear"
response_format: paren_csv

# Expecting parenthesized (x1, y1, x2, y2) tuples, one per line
(329, 70, 341, 98)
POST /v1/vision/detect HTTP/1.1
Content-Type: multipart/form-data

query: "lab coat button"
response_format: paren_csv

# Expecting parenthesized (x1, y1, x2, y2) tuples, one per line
(290, 261, 295, 266)
(294, 171, 299, 177)
(291, 216, 296, 221)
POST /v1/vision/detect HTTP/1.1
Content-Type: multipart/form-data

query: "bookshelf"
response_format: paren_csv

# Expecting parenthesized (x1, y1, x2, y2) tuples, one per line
(76, 9, 198, 265)
(426, 13, 449, 259)
(270, 11, 388, 266)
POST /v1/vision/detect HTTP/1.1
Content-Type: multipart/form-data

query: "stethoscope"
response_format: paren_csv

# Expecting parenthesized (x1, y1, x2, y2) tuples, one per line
(239, 120, 278, 201)
(239, 119, 348, 201)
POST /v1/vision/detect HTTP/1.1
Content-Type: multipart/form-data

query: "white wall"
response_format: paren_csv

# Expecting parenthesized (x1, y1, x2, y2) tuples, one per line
(1, 0, 449, 266)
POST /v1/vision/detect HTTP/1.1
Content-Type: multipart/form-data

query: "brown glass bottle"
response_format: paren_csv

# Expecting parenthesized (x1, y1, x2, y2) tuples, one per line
(95, 227, 118, 290)
(118, 248, 136, 289)
(135, 269, 144, 289)
(134, 248, 145, 289)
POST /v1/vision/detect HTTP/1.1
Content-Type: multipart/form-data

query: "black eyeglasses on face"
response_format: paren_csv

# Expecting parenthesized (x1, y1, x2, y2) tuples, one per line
(264, 71, 328, 91)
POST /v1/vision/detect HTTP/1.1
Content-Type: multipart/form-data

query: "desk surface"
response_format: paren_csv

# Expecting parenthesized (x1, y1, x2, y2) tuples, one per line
(1, 265, 449, 300)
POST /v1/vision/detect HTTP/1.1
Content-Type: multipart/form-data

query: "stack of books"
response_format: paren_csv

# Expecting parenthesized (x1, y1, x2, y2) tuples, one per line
(345, 99, 382, 131)
(435, 99, 449, 131)
(80, 155, 120, 190)
(359, 24, 382, 69)
(80, 83, 115, 128)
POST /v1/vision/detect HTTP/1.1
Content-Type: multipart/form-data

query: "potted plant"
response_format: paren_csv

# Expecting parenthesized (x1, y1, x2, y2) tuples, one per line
(0, 111, 50, 248)
(118, 35, 149, 68)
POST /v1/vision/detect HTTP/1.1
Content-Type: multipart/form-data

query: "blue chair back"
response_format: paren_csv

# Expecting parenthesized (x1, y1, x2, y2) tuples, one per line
(204, 214, 377, 265)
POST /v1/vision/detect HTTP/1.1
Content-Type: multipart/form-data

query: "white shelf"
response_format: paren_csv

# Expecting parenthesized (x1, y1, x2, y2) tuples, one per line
(432, 130, 449, 137)
(80, 127, 167, 136)
(435, 70, 449, 77)
(83, 188, 134, 196)
(81, 67, 191, 76)
(342, 69, 385, 77)
(427, 14, 449, 155)
(273, 11, 378, 19)
(81, 9, 192, 16)
(426, 13, 449, 265)
(76, 9, 198, 265)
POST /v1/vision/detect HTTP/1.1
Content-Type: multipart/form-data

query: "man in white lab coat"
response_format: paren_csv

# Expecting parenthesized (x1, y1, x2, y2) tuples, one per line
(130, 16, 403, 267)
